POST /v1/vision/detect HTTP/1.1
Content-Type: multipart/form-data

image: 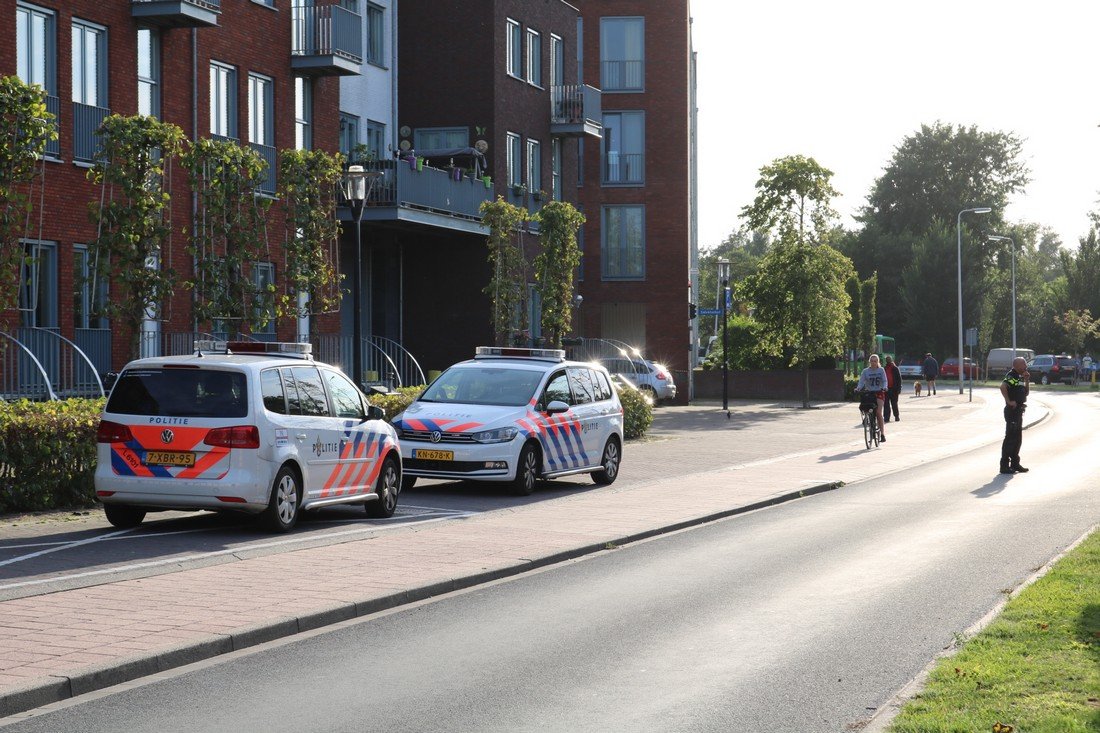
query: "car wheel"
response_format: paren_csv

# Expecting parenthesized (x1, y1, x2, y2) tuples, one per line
(510, 442, 539, 496)
(366, 456, 400, 519)
(592, 436, 622, 486)
(104, 504, 146, 529)
(1041, 374, 1049, 385)
(260, 465, 301, 532)
(401, 475, 418, 492)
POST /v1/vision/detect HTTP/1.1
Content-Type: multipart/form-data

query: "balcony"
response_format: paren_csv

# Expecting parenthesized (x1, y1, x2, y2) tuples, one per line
(291, 3, 363, 76)
(604, 152, 644, 185)
(550, 84, 603, 138)
(339, 160, 492, 234)
(130, 0, 220, 28)
(250, 142, 277, 196)
(44, 95, 59, 158)
(73, 102, 110, 163)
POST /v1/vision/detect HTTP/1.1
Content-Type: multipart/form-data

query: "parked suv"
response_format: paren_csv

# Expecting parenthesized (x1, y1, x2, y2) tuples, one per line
(94, 341, 402, 532)
(1026, 354, 1077, 385)
(597, 357, 677, 404)
(393, 347, 624, 496)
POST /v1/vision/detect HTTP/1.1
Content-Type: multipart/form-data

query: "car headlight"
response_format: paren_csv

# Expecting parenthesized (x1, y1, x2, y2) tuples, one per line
(471, 427, 519, 444)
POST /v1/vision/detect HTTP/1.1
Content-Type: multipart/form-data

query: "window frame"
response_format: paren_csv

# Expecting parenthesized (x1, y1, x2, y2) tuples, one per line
(248, 72, 274, 147)
(506, 18, 522, 79)
(550, 33, 564, 88)
(366, 119, 386, 160)
(526, 28, 542, 87)
(526, 138, 541, 194)
(366, 2, 385, 67)
(602, 110, 645, 186)
(210, 61, 238, 139)
(19, 239, 58, 328)
(73, 244, 108, 330)
(71, 18, 107, 107)
(506, 132, 522, 187)
(136, 26, 160, 118)
(551, 137, 562, 201)
(601, 205, 646, 280)
(413, 126, 468, 151)
(600, 16, 645, 92)
(16, 2, 57, 95)
(294, 76, 312, 150)
(339, 112, 361, 159)
(251, 261, 276, 336)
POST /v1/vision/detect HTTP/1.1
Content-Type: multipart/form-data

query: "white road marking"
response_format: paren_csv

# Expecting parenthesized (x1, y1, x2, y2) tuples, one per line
(0, 529, 135, 569)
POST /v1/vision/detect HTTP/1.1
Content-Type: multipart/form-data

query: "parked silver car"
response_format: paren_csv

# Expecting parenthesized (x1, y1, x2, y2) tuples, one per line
(598, 357, 677, 404)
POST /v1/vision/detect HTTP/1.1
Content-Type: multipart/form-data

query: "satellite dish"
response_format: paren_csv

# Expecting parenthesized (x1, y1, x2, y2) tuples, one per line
(399, 125, 411, 138)
(474, 139, 489, 153)
(398, 140, 411, 151)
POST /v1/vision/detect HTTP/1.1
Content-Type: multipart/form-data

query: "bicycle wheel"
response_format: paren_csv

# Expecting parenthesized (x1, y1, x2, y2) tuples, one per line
(862, 411, 872, 449)
(871, 417, 880, 447)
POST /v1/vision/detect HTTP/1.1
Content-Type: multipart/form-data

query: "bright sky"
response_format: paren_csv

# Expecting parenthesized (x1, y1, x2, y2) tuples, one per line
(692, 1, 1100, 253)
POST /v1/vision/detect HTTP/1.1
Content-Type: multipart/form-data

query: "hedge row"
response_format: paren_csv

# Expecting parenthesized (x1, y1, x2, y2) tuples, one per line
(0, 388, 654, 515)
(0, 399, 104, 513)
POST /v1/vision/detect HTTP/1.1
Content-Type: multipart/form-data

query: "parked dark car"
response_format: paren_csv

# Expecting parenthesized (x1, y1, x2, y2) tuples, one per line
(1025, 354, 1077, 385)
(939, 357, 979, 379)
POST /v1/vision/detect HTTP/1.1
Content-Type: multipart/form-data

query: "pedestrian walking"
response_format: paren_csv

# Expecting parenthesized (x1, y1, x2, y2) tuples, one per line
(921, 352, 939, 395)
(855, 353, 888, 442)
(999, 356, 1030, 474)
(883, 355, 902, 422)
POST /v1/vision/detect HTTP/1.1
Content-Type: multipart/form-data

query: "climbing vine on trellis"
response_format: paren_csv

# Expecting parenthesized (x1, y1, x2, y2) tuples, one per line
(0, 76, 55, 312)
(480, 196, 530, 346)
(180, 138, 272, 335)
(277, 148, 344, 335)
(87, 114, 184, 360)
(533, 201, 585, 349)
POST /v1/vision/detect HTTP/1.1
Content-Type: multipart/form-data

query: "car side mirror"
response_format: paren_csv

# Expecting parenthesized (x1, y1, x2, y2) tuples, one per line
(366, 404, 385, 422)
(545, 400, 570, 414)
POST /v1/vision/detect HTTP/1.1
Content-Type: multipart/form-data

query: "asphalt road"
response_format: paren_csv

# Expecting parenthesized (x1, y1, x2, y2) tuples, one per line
(5, 394, 1097, 733)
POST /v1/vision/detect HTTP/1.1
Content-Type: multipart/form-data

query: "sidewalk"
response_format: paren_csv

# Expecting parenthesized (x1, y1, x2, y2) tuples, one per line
(0, 388, 1048, 718)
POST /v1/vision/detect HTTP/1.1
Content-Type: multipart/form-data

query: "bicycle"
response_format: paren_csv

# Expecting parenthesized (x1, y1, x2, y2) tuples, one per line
(858, 391, 880, 449)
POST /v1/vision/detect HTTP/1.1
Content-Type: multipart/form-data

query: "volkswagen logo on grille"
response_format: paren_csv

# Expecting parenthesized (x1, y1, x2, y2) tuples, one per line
(161, 429, 174, 445)
(429, 430, 443, 443)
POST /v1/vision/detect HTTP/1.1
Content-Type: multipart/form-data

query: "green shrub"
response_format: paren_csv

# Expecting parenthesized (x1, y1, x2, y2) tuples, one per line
(0, 398, 104, 513)
(843, 373, 860, 401)
(618, 385, 653, 439)
(370, 385, 426, 421)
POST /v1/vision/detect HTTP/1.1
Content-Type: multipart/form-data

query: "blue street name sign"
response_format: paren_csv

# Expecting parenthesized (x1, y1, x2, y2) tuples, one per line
(699, 308, 722, 316)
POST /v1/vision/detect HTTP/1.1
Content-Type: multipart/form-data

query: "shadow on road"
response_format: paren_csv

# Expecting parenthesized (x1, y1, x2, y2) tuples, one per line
(970, 474, 1013, 498)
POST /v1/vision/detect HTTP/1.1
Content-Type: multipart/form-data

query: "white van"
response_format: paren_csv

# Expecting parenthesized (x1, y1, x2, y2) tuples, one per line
(986, 348, 1035, 376)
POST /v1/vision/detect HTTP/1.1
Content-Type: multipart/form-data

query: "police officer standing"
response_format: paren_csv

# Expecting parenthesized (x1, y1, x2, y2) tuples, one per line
(999, 356, 1030, 474)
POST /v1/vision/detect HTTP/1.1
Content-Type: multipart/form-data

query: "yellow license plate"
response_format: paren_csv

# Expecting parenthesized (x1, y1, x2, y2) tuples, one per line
(414, 449, 454, 461)
(145, 451, 196, 467)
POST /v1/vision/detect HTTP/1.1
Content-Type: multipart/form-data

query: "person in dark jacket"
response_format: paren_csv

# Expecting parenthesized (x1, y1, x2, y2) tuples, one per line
(921, 352, 939, 395)
(883, 355, 902, 422)
(1000, 356, 1030, 474)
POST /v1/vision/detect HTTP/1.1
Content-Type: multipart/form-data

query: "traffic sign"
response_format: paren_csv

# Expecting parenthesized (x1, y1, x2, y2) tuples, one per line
(699, 308, 722, 316)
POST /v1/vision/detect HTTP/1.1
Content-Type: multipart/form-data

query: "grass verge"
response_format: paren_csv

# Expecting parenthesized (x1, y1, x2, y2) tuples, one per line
(888, 527, 1100, 732)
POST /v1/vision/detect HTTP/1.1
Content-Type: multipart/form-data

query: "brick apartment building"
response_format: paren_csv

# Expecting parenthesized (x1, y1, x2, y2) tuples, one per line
(0, 0, 353, 395)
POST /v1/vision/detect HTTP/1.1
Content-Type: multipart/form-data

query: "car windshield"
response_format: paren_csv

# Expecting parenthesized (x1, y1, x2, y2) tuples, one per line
(106, 368, 248, 418)
(419, 366, 543, 406)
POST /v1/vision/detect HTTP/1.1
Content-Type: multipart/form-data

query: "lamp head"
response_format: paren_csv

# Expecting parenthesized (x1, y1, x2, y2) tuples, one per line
(973, 207, 992, 214)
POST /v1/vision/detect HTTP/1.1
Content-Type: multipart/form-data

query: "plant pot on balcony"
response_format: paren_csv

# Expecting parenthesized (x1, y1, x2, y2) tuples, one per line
(483, 176, 492, 189)
(416, 157, 424, 172)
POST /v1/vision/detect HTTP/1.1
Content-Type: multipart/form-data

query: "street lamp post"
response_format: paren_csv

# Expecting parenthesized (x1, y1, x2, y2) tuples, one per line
(717, 258, 730, 411)
(341, 165, 382, 387)
(987, 234, 1017, 359)
(957, 206, 992, 394)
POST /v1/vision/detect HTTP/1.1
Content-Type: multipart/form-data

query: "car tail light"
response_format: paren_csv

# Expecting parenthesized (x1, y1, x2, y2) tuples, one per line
(1052, 365, 1059, 372)
(656, 372, 667, 380)
(96, 491, 115, 498)
(205, 426, 260, 449)
(96, 420, 133, 443)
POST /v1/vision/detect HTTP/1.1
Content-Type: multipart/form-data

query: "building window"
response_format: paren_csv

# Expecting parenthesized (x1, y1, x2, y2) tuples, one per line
(248, 73, 273, 146)
(526, 28, 541, 87)
(550, 34, 564, 88)
(526, 138, 540, 193)
(252, 262, 276, 337)
(137, 27, 160, 118)
(19, 240, 58, 328)
(366, 120, 385, 160)
(73, 245, 107, 329)
(210, 62, 237, 139)
(366, 3, 385, 66)
(294, 77, 312, 150)
(506, 132, 521, 187)
(72, 19, 106, 107)
(551, 138, 562, 201)
(16, 3, 56, 94)
(603, 111, 644, 184)
(600, 17, 644, 92)
(602, 205, 645, 279)
(414, 127, 467, 150)
(340, 112, 360, 159)
(506, 19, 522, 78)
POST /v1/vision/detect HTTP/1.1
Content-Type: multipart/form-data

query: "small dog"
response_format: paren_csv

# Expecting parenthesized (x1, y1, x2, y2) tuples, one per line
(914, 381, 923, 397)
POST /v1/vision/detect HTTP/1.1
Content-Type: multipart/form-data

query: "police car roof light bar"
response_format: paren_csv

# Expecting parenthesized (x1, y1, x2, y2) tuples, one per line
(226, 341, 313, 357)
(474, 346, 566, 361)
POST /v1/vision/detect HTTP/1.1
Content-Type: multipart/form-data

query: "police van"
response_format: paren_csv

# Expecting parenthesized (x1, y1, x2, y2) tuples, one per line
(392, 347, 624, 495)
(94, 341, 402, 532)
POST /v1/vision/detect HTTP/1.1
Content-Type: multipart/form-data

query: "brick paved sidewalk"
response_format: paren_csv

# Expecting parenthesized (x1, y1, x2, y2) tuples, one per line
(0, 389, 1048, 718)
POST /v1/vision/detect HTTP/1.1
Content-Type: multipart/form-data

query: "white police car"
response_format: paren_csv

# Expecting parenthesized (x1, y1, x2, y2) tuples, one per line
(94, 341, 402, 532)
(393, 347, 624, 495)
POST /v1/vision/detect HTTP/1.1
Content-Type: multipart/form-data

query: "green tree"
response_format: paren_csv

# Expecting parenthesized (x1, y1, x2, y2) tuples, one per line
(533, 201, 585, 348)
(696, 229, 768, 346)
(843, 274, 860, 374)
(741, 154, 839, 245)
(738, 240, 855, 407)
(0, 76, 56, 311)
(1061, 223, 1100, 319)
(479, 197, 529, 346)
(859, 273, 878, 358)
(705, 314, 785, 371)
(86, 114, 184, 360)
(1053, 309, 1100, 359)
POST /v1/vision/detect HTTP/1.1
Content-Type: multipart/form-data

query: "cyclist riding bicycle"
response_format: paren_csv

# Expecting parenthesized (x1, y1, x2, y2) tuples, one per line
(856, 353, 888, 443)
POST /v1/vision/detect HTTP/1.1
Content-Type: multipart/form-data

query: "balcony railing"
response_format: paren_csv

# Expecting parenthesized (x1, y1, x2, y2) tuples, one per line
(73, 102, 110, 163)
(550, 84, 603, 138)
(44, 95, 60, 158)
(250, 142, 277, 195)
(601, 60, 644, 92)
(130, 0, 220, 27)
(604, 152, 644, 185)
(291, 3, 363, 76)
(346, 159, 493, 225)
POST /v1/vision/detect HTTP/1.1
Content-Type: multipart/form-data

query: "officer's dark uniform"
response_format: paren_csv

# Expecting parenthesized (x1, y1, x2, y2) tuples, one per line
(1000, 369, 1028, 473)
